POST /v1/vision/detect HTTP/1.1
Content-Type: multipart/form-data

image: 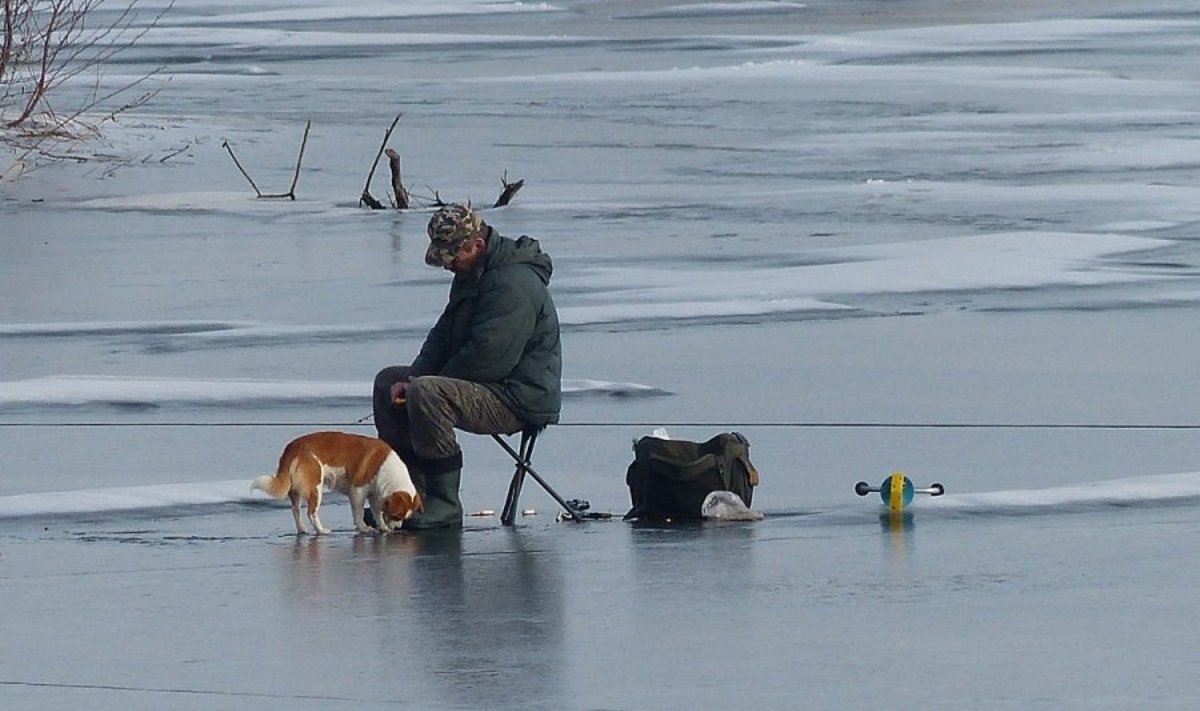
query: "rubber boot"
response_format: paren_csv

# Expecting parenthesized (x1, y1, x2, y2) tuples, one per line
(403, 453, 464, 530)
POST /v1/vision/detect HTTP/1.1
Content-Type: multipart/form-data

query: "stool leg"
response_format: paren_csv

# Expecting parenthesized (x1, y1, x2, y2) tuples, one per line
(499, 430, 536, 526)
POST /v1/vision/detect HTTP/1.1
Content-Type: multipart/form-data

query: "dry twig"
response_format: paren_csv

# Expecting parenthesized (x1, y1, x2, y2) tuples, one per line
(359, 113, 402, 209)
(221, 140, 262, 197)
(385, 148, 409, 208)
(222, 120, 311, 200)
(493, 170, 525, 207)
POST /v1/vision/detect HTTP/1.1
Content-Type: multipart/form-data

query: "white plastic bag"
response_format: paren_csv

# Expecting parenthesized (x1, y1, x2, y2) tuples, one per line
(701, 490, 764, 521)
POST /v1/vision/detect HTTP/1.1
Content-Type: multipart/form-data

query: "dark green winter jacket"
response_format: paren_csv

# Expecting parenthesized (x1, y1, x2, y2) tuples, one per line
(410, 228, 562, 426)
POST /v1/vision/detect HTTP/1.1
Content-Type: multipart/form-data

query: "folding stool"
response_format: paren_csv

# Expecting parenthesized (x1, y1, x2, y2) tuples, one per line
(493, 427, 586, 525)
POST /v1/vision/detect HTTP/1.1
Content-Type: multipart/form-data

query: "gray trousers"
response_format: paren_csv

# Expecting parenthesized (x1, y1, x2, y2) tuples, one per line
(372, 366, 525, 464)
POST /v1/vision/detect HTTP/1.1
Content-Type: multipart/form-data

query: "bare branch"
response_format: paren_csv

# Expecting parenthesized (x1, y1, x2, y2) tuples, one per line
(222, 140, 263, 197)
(283, 119, 311, 200)
(0, 1, 17, 88)
(359, 113, 402, 208)
(493, 170, 525, 207)
(222, 121, 311, 200)
(2, 1, 175, 174)
(384, 148, 409, 209)
(158, 143, 189, 163)
(360, 190, 384, 209)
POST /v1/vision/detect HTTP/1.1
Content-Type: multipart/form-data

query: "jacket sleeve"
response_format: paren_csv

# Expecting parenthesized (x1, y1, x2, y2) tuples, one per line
(409, 308, 452, 376)
(439, 274, 536, 382)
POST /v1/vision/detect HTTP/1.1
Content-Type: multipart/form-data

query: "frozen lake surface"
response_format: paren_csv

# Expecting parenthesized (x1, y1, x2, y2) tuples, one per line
(3, 493, 1199, 710)
(3, 0, 1200, 708)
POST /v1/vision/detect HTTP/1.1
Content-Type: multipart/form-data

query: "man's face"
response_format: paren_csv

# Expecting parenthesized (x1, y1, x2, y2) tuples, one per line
(447, 235, 485, 275)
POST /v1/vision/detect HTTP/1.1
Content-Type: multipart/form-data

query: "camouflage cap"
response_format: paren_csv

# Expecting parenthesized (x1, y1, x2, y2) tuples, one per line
(425, 204, 483, 267)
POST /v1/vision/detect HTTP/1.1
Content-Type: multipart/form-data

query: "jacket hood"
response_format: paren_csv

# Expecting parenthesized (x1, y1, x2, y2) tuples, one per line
(483, 230, 552, 285)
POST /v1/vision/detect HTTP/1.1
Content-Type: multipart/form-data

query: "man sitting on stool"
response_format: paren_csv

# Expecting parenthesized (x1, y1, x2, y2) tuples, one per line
(373, 204, 562, 530)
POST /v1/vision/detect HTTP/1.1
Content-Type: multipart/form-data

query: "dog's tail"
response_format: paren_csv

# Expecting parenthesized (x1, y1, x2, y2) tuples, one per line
(250, 472, 290, 499)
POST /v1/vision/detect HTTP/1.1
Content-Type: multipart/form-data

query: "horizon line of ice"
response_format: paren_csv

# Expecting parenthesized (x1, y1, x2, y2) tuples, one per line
(162, 1, 564, 27)
(924, 471, 1200, 513)
(0, 375, 670, 409)
(615, 2, 808, 20)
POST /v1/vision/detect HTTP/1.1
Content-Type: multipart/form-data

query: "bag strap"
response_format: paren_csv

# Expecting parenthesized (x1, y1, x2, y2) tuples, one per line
(738, 453, 760, 487)
(721, 432, 759, 487)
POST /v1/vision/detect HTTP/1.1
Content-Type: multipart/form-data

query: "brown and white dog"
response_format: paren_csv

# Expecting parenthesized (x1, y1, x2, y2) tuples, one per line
(251, 431, 422, 535)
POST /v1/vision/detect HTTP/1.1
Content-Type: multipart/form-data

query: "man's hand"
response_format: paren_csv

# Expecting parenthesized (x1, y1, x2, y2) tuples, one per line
(390, 380, 407, 406)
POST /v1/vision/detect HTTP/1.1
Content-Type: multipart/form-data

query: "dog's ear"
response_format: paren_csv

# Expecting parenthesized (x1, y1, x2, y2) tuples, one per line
(401, 491, 423, 514)
(387, 491, 422, 518)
